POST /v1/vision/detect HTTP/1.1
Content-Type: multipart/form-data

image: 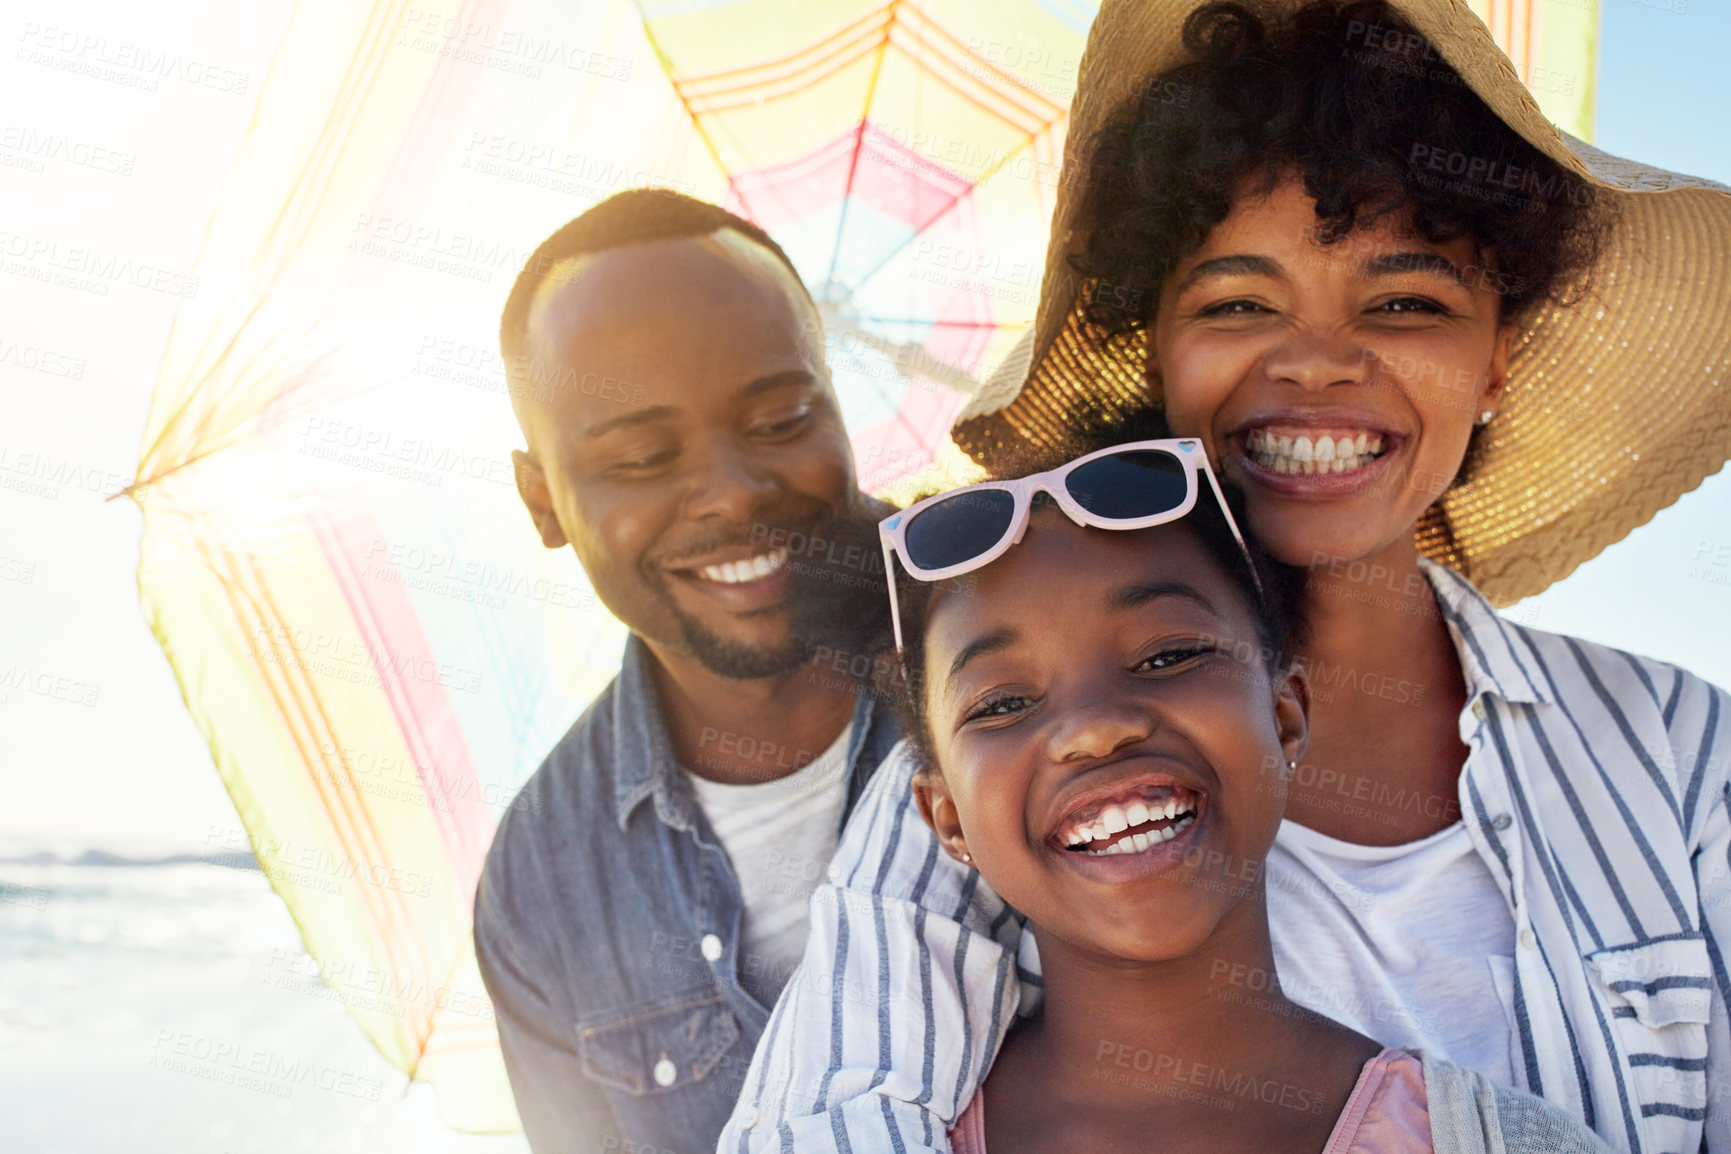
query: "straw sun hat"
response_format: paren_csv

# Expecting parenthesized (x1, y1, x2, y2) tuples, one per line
(952, 0, 1731, 605)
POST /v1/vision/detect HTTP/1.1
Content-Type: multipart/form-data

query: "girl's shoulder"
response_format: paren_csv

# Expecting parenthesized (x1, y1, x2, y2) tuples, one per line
(1416, 1053, 1613, 1154)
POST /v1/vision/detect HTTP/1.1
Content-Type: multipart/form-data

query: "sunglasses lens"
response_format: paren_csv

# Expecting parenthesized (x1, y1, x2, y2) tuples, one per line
(1064, 449, 1188, 520)
(903, 488, 1017, 572)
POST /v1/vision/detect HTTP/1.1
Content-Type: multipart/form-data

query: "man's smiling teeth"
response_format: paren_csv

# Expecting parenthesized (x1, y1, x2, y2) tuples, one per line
(1245, 428, 1385, 475)
(1061, 796, 1199, 856)
(697, 548, 788, 585)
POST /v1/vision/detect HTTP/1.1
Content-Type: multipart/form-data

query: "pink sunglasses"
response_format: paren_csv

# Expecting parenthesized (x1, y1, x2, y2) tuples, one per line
(878, 439, 1257, 653)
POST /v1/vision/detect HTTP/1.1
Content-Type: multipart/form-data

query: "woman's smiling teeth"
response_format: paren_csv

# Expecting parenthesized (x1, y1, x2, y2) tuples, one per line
(1059, 792, 1199, 857)
(697, 548, 788, 585)
(1245, 427, 1386, 475)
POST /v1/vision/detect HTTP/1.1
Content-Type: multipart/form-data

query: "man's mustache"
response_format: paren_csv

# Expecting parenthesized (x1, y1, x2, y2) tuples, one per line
(647, 515, 821, 571)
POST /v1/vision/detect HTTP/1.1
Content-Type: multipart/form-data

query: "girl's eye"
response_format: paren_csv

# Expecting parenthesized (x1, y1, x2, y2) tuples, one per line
(1198, 299, 1270, 318)
(963, 693, 1035, 723)
(1135, 643, 1213, 673)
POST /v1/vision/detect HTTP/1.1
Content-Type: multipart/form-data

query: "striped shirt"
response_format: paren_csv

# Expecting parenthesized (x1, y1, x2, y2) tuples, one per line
(718, 561, 1731, 1154)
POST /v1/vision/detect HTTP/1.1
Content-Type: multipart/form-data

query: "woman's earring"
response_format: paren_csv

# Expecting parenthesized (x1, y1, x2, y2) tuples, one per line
(1478, 408, 1495, 425)
(961, 852, 972, 865)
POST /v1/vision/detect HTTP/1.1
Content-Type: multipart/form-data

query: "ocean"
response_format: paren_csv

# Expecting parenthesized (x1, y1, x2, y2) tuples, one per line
(0, 852, 531, 1154)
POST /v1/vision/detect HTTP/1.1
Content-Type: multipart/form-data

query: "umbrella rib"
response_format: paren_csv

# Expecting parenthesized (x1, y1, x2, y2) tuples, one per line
(899, 6, 1065, 123)
(632, 0, 745, 211)
(143, 1, 408, 480)
(139, 291, 277, 481)
(822, 0, 901, 296)
(204, 532, 426, 1007)
(132, 341, 387, 498)
(839, 118, 1059, 300)
(677, 8, 891, 102)
(836, 9, 1077, 301)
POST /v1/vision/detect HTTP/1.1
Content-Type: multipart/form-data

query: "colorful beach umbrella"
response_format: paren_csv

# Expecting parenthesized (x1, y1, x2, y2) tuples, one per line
(639, 0, 1092, 493)
(128, 0, 1098, 1129)
(1470, 0, 1598, 140)
(126, 0, 1595, 1130)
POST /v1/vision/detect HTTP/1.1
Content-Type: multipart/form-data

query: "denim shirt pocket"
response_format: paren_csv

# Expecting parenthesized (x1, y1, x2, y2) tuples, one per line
(1584, 935, 1711, 1143)
(576, 988, 742, 1097)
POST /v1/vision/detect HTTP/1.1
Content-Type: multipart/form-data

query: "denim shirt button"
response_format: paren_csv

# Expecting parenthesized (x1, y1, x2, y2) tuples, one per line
(700, 933, 724, 962)
(653, 1057, 677, 1087)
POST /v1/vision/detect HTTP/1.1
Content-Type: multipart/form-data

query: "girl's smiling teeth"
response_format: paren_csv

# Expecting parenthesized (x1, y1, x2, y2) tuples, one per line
(696, 548, 788, 584)
(1057, 787, 1200, 857)
(1244, 427, 1387, 475)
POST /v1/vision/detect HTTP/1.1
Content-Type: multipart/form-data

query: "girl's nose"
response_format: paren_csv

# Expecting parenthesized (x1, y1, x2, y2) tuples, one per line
(1044, 688, 1155, 764)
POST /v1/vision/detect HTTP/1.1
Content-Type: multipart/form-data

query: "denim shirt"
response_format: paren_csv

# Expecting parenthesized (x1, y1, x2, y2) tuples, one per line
(474, 635, 901, 1154)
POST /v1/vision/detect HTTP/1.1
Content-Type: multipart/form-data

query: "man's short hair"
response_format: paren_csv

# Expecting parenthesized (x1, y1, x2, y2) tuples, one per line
(499, 188, 810, 373)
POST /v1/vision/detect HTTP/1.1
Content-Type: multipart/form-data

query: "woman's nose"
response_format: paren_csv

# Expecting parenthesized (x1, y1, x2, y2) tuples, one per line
(1260, 325, 1371, 393)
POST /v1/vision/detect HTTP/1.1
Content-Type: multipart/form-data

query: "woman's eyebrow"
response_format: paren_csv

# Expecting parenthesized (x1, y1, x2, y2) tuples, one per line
(1361, 251, 1467, 285)
(1177, 253, 1281, 290)
(947, 627, 1019, 682)
(1110, 581, 1219, 616)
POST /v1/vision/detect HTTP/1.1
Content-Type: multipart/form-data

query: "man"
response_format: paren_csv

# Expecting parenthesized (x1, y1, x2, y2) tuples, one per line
(474, 189, 899, 1154)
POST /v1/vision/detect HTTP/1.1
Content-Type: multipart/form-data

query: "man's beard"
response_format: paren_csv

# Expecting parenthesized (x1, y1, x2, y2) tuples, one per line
(642, 522, 816, 681)
(641, 498, 891, 682)
(662, 599, 811, 680)
(782, 499, 895, 660)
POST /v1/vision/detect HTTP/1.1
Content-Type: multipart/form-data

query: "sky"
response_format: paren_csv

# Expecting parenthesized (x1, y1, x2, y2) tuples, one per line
(0, 0, 1728, 854)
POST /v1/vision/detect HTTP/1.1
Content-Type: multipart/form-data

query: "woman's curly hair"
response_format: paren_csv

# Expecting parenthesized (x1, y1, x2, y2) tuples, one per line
(1072, 0, 1611, 337)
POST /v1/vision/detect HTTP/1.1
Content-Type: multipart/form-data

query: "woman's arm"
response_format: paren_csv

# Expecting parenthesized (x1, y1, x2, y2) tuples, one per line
(718, 740, 1031, 1152)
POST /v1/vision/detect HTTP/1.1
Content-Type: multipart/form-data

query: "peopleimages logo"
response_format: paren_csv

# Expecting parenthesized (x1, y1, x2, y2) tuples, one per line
(0, 229, 199, 298)
(15, 23, 251, 94)
(0, 124, 136, 176)
(396, 9, 633, 81)
(0, 335, 86, 380)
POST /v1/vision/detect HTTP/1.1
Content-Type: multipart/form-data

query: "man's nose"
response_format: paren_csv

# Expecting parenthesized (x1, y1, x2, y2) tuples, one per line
(1260, 325, 1371, 393)
(681, 443, 778, 523)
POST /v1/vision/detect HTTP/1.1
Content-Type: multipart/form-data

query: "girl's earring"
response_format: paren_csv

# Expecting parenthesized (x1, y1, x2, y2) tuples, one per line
(961, 852, 972, 865)
(1478, 409, 1495, 425)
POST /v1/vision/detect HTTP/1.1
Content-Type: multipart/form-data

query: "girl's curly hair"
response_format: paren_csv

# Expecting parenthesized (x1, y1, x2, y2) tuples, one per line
(1072, 0, 1610, 337)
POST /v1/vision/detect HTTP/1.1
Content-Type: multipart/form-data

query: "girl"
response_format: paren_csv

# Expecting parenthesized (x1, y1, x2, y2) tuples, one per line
(721, 2, 1731, 1150)
(878, 435, 1606, 1151)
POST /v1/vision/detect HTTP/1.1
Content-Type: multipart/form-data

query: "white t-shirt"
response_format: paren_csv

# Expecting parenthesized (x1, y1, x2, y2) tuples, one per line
(687, 724, 853, 1000)
(1266, 818, 1518, 1085)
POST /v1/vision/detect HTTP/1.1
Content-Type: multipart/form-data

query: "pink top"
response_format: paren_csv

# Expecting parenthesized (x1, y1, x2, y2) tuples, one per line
(949, 1047, 1431, 1154)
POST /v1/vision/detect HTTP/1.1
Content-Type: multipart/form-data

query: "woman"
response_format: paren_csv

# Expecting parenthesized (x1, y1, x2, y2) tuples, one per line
(720, 2, 1731, 1151)
(881, 434, 1607, 1151)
